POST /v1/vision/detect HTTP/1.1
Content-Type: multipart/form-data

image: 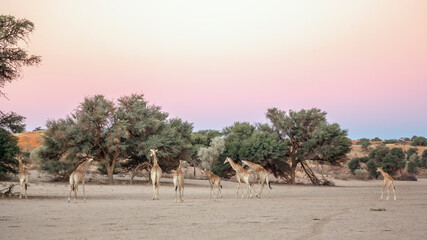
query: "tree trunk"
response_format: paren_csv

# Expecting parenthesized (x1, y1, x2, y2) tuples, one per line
(300, 161, 321, 185)
(129, 169, 136, 185)
(290, 162, 297, 184)
(105, 158, 114, 184)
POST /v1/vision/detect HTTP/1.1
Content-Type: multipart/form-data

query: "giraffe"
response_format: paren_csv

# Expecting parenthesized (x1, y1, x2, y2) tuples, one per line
(18, 156, 29, 199)
(150, 149, 162, 200)
(68, 155, 93, 203)
(173, 160, 185, 202)
(377, 167, 397, 200)
(223, 157, 255, 199)
(201, 169, 222, 199)
(241, 160, 272, 198)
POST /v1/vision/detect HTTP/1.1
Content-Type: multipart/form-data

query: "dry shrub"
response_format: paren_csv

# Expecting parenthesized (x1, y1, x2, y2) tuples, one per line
(354, 169, 369, 180)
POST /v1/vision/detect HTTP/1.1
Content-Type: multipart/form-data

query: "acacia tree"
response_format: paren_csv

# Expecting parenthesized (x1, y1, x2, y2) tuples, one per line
(0, 128, 21, 177)
(39, 96, 128, 183)
(0, 111, 26, 133)
(265, 108, 352, 184)
(0, 15, 41, 97)
(40, 94, 193, 184)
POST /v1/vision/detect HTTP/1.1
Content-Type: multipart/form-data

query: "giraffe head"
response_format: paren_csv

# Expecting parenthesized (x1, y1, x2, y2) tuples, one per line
(376, 167, 383, 173)
(80, 153, 94, 163)
(223, 157, 231, 164)
(241, 160, 248, 167)
(149, 149, 158, 157)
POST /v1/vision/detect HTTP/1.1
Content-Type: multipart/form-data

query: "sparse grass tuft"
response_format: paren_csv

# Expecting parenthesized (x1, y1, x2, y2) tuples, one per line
(370, 208, 386, 211)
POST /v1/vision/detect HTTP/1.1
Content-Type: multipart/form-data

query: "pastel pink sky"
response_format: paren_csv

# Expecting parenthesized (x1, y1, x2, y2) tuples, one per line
(1, 1, 426, 139)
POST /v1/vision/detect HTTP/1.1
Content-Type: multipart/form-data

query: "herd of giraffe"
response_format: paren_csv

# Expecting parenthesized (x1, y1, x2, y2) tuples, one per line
(15, 149, 397, 202)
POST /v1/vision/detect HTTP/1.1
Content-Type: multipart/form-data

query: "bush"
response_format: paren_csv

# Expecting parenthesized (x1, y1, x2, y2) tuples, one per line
(406, 147, 418, 160)
(354, 169, 369, 180)
(356, 138, 371, 151)
(411, 136, 427, 146)
(383, 139, 398, 144)
(366, 160, 377, 178)
(348, 158, 360, 173)
(407, 161, 418, 174)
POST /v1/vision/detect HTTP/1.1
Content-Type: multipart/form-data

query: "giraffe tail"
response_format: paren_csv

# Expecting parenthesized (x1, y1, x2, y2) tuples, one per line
(25, 183, 28, 190)
(268, 181, 272, 189)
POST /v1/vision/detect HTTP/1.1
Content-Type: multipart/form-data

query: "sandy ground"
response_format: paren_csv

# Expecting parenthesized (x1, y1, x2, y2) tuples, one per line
(1, 176, 427, 240)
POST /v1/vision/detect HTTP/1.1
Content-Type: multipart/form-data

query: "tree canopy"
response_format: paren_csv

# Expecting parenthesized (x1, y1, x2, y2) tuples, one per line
(0, 15, 41, 97)
(39, 94, 193, 183)
(0, 128, 20, 177)
(265, 108, 352, 184)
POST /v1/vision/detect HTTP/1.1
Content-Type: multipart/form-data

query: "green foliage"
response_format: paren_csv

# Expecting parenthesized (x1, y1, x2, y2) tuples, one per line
(366, 160, 377, 178)
(367, 145, 406, 176)
(347, 158, 359, 173)
(0, 128, 20, 177)
(371, 137, 382, 141)
(348, 157, 369, 174)
(356, 138, 371, 151)
(40, 94, 193, 183)
(0, 111, 26, 133)
(422, 149, 427, 159)
(238, 131, 289, 178)
(383, 139, 398, 144)
(407, 161, 418, 174)
(263, 108, 351, 184)
(0, 15, 41, 96)
(410, 136, 427, 146)
(406, 147, 418, 160)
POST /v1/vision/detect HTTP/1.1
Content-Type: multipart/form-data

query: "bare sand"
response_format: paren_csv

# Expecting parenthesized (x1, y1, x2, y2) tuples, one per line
(1, 176, 427, 240)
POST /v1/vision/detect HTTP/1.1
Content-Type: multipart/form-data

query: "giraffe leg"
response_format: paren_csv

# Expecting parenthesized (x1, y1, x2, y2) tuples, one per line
(380, 184, 386, 200)
(392, 183, 396, 200)
(386, 184, 391, 200)
(218, 182, 223, 198)
(19, 182, 23, 199)
(236, 178, 241, 198)
(210, 183, 214, 199)
(181, 184, 184, 201)
(68, 182, 73, 203)
(82, 179, 86, 202)
(74, 185, 78, 203)
(257, 178, 265, 198)
(24, 180, 27, 199)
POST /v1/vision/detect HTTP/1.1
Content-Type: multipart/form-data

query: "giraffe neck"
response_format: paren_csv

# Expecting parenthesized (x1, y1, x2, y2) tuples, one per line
(228, 159, 243, 173)
(77, 159, 91, 171)
(153, 155, 159, 167)
(18, 158, 24, 172)
(379, 169, 391, 178)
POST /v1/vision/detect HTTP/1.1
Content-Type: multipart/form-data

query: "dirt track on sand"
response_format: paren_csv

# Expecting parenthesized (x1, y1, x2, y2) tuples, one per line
(1, 178, 427, 240)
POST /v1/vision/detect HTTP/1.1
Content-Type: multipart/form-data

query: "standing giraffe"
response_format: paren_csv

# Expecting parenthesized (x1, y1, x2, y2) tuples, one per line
(201, 169, 222, 199)
(223, 157, 255, 199)
(173, 160, 185, 202)
(68, 155, 93, 203)
(18, 156, 29, 199)
(377, 167, 397, 200)
(150, 149, 162, 200)
(242, 160, 272, 198)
